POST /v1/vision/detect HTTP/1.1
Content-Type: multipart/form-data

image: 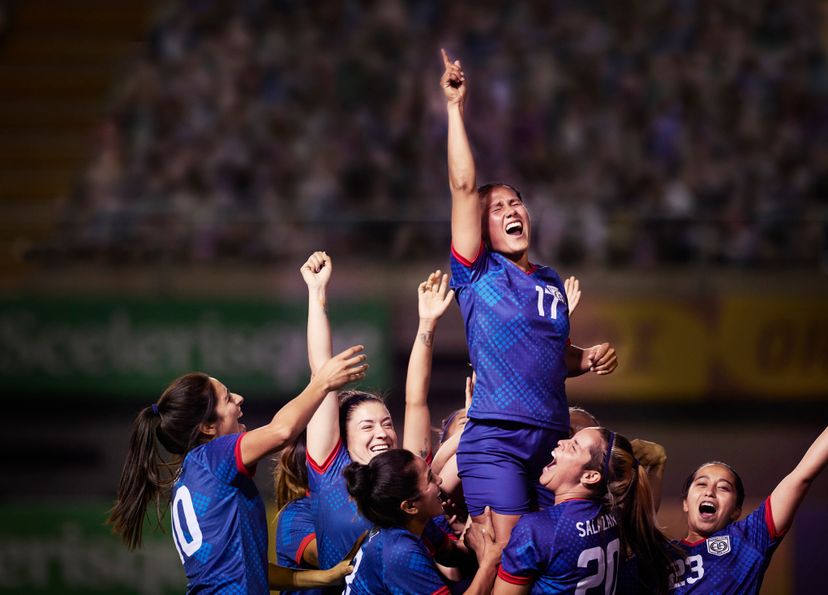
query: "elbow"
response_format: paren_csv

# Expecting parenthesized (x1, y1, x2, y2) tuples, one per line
(450, 175, 476, 195)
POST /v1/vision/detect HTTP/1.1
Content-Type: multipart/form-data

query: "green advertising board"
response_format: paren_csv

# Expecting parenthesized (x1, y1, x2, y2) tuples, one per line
(0, 504, 185, 594)
(0, 298, 389, 398)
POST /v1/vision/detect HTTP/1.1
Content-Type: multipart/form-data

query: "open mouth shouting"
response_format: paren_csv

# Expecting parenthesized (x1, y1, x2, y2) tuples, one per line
(505, 220, 524, 236)
(698, 500, 718, 522)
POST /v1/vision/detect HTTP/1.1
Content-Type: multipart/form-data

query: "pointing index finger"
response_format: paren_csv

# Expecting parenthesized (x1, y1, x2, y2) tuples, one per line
(441, 48, 451, 67)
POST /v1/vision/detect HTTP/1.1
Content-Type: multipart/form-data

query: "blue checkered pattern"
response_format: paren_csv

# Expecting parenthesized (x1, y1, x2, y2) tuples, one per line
(501, 499, 630, 594)
(450, 246, 570, 432)
(276, 497, 322, 595)
(345, 527, 449, 595)
(669, 498, 783, 594)
(172, 433, 268, 594)
(307, 443, 373, 571)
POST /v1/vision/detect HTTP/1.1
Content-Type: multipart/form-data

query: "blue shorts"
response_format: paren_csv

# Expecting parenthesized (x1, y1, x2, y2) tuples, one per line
(457, 419, 567, 517)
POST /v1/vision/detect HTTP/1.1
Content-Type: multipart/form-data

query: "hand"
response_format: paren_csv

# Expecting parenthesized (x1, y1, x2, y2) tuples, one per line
(440, 48, 466, 106)
(315, 345, 368, 392)
(325, 559, 354, 585)
(301, 251, 332, 290)
(564, 276, 581, 315)
(464, 507, 499, 567)
(631, 438, 667, 468)
(418, 270, 455, 322)
(464, 370, 476, 410)
(584, 342, 617, 375)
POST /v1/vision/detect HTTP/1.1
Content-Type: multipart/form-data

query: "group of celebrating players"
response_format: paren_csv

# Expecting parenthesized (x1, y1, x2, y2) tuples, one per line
(109, 51, 828, 594)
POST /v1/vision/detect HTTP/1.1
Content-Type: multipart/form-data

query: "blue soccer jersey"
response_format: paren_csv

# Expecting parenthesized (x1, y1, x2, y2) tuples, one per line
(170, 433, 268, 594)
(275, 496, 320, 595)
(450, 244, 571, 432)
(307, 440, 372, 571)
(669, 497, 784, 594)
(499, 498, 625, 594)
(344, 527, 450, 595)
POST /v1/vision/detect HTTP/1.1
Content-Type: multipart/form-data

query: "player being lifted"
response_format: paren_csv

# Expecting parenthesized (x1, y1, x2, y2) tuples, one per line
(441, 48, 618, 550)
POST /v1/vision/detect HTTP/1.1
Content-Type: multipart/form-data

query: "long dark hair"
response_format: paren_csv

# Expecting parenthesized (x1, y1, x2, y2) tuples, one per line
(108, 372, 219, 550)
(587, 428, 675, 594)
(344, 449, 420, 528)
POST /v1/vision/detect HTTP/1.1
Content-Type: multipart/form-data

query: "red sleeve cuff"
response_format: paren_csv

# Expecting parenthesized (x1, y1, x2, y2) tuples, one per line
(307, 439, 342, 474)
(295, 533, 316, 565)
(765, 496, 786, 539)
(497, 567, 533, 585)
(431, 587, 450, 595)
(451, 242, 484, 267)
(235, 433, 256, 477)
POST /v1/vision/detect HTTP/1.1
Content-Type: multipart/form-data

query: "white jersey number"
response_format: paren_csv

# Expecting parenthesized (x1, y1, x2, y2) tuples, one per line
(575, 537, 621, 595)
(669, 555, 704, 589)
(343, 547, 365, 594)
(171, 485, 203, 562)
(535, 285, 564, 319)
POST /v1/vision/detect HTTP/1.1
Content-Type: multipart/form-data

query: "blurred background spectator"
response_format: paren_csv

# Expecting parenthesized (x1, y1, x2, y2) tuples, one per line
(41, 0, 828, 270)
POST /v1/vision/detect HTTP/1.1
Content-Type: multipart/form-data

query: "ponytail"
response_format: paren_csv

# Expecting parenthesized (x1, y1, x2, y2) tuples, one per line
(274, 432, 309, 510)
(108, 372, 218, 549)
(596, 429, 675, 594)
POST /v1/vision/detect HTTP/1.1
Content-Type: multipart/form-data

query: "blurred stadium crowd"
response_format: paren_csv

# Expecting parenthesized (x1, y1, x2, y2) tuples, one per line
(49, 0, 828, 268)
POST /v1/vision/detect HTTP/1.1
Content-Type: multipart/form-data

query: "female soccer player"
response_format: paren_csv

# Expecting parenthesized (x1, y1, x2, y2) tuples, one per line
(301, 251, 458, 576)
(494, 428, 675, 594)
(108, 348, 367, 594)
(441, 48, 618, 548)
(273, 434, 323, 595)
(670, 425, 828, 593)
(343, 448, 500, 594)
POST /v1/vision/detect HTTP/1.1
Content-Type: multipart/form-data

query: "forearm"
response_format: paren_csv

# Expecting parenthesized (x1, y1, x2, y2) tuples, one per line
(447, 103, 475, 194)
(307, 287, 332, 374)
(770, 426, 828, 533)
(268, 564, 341, 589)
(403, 318, 437, 456)
(565, 344, 587, 377)
(464, 562, 499, 595)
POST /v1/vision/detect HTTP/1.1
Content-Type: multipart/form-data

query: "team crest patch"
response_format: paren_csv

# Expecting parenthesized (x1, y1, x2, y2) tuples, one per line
(706, 535, 731, 556)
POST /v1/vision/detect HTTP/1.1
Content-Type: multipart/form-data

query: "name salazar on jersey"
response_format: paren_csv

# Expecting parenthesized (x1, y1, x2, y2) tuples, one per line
(706, 535, 731, 556)
(576, 513, 618, 538)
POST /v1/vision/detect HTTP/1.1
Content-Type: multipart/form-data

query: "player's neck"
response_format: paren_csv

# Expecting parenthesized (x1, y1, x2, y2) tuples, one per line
(503, 250, 531, 272)
(404, 515, 428, 538)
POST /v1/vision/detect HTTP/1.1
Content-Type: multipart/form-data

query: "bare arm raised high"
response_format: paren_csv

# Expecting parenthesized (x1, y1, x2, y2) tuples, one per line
(442, 48, 481, 263)
(770, 425, 828, 536)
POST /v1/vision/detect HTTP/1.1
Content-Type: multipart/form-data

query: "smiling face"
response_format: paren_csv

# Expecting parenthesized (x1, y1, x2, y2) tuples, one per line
(540, 427, 604, 499)
(346, 400, 398, 465)
(407, 457, 445, 520)
(683, 464, 742, 540)
(482, 185, 531, 262)
(203, 377, 246, 437)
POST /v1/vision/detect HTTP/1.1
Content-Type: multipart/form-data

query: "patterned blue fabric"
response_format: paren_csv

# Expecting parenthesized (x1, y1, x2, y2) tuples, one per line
(276, 496, 321, 595)
(307, 442, 372, 571)
(171, 433, 268, 594)
(500, 498, 628, 594)
(450, 245, 570, 431)
(669, 498, 783, 594)
(344, 527, 450, 595)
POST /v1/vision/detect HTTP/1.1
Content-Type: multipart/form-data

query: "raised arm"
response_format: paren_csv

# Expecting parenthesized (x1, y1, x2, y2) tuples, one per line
(240, 345, 367, 466)
(769, 426, 828, 536)
(300, 251, 341, 464)
(403, 270, 455, 458)
(442, 48, 481, 261)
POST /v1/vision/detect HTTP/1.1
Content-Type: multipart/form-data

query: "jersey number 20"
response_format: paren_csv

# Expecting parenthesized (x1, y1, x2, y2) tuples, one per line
(576, 538, 620, 595)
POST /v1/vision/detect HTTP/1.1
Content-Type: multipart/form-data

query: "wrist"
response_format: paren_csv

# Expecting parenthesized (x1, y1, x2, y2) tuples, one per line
(418, 318, 438, 331)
